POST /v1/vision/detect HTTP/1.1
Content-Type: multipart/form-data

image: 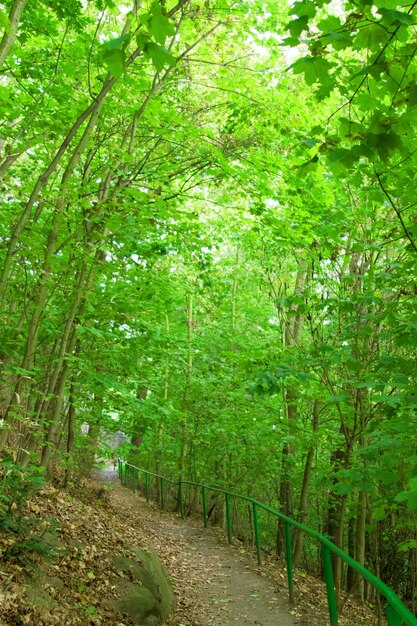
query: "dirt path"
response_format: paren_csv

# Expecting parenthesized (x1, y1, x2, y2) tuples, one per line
(100, 468, 297, 626)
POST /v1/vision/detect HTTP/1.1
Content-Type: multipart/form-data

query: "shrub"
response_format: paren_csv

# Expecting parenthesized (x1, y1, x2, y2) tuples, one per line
(0, 459, 50, 558)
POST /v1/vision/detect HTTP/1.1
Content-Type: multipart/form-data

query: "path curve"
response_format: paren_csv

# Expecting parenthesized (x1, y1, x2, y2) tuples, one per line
(100, 468, 297, 626)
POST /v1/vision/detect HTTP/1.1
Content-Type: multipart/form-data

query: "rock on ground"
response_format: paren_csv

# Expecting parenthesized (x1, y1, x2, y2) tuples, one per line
(102, 468, 296, 626)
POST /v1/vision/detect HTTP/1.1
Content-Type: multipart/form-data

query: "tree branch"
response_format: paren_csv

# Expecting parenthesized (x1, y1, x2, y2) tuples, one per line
(375, 169, 417, 254)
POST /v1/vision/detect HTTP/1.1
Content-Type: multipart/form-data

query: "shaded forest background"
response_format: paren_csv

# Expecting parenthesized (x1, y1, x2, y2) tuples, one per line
(1, 0, 417, 614)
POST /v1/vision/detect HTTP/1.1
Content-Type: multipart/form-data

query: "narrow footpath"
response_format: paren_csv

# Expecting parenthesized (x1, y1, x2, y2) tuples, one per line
(100, 468, 298, 626)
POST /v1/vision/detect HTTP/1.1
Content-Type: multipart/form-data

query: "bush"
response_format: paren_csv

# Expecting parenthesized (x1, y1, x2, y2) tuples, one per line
(0, 459, 45, 519)
(0, 459, 49, 558)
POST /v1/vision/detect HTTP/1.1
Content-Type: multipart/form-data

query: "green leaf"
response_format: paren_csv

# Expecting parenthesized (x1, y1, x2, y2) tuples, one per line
(399, 539, 417, 552)
(149, 1, 175, 45)
(0, 9, 12, 34)
(317, 15, 342, 31)
(371, 506, 386, 521)
(144, 42, 176, 71)
(325, 392, 350, 403)
(103, 48, 125, 78)
(290, 0, 317, 18)
(298, 154, 319, 175)
(323, 30, 352, 51)
(396, 476, 417, 510)
(379, 8, 414, 27)
(136, 32, 151, 50)
(290, 55, 334, 86)
(333, 481, 354, 495)
(327, 148, 354, 164)
(0, 86, 11, 101)
(355, 23, 387, 49)
(303, 137, 320, 147)
(374, 131, 404, 161)
(373, 394, 402, 407)
(101, 34, 131, 78)
(286, 16, 309, 38)
(102, 33, 131, 52)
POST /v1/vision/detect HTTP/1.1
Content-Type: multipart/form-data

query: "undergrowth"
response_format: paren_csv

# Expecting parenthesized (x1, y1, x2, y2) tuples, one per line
(0, 458, 55, 560)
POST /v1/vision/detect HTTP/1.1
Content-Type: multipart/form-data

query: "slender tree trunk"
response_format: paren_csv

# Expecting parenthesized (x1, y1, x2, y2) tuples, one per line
(325, 437, 353, 601)
(347, 516, 355, 592)
(0, 0, 150, 294)
(37, 265, 89, 420)
(352, 401, 369, 600)
(79, 395, 103, 476)
(353, 489, 367, 599)
(0, 0, 183, 298)
(277, 259, 307, 554)
(63, 377, 77, 487)
(177, 296, 193, 511)
(293, 399, 320, 567)
(0, 106, 108, 297)
(0, 0, 29, 66)
(277, 387, 296, 554)
(231, 249, 239, 351)
(0, 107, 100, 450)
(156, 314, 170, 484)
(40, 328, 78, 470)
(130, 384, 148, 465)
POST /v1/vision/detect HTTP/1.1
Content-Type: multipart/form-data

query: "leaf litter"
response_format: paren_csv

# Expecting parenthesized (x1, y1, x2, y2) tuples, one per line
(0, 468, 381, 625)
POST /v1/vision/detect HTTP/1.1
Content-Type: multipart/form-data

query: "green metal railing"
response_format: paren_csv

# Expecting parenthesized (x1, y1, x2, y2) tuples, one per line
(117, 460, 417, 626)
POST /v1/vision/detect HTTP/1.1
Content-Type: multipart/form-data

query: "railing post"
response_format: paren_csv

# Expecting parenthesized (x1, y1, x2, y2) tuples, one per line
(225, 493, 232, 544)
(252, 502, 262, 565)
(112, 464, 417, 626)
(160, 476, 164, 510)
(386, 603, 403, 626)
(178, 482, 185, 518)
(145, 473, 150, 501)
(322, 545, 339, 626)
(284, 521, 295, 604)
(202, 486, 207, 527)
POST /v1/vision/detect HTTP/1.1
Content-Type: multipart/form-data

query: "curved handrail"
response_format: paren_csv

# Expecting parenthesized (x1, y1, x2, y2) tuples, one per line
(118, 460, 417, 626)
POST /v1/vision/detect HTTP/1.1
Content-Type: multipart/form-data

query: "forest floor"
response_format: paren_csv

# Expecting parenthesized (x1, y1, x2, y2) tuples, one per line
(103, 468, 296, 626)
(100, 468, 378, 626)
(0, 466, 380, 626)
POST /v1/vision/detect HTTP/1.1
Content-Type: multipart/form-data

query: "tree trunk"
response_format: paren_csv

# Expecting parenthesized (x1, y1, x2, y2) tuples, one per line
(63, 378, 76, 487)
(277, 259, 307, 555)
(79, 395, 103, 476)
(40, 337, 77, 471)
(156, 314, 170, 488)
(353, 490, 367, 599)
(293, 399, 320, 567)
(347, 516, 356, 592)
(0, 108, 100, 451)
(0, 0, 29, 66)
(129, 384, 148, 464)
(177, 296, 193, 511)
(325, 437, 353, 601)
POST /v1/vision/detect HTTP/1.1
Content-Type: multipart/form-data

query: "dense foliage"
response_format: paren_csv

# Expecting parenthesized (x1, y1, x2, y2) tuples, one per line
(1, 0, 416, 614)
